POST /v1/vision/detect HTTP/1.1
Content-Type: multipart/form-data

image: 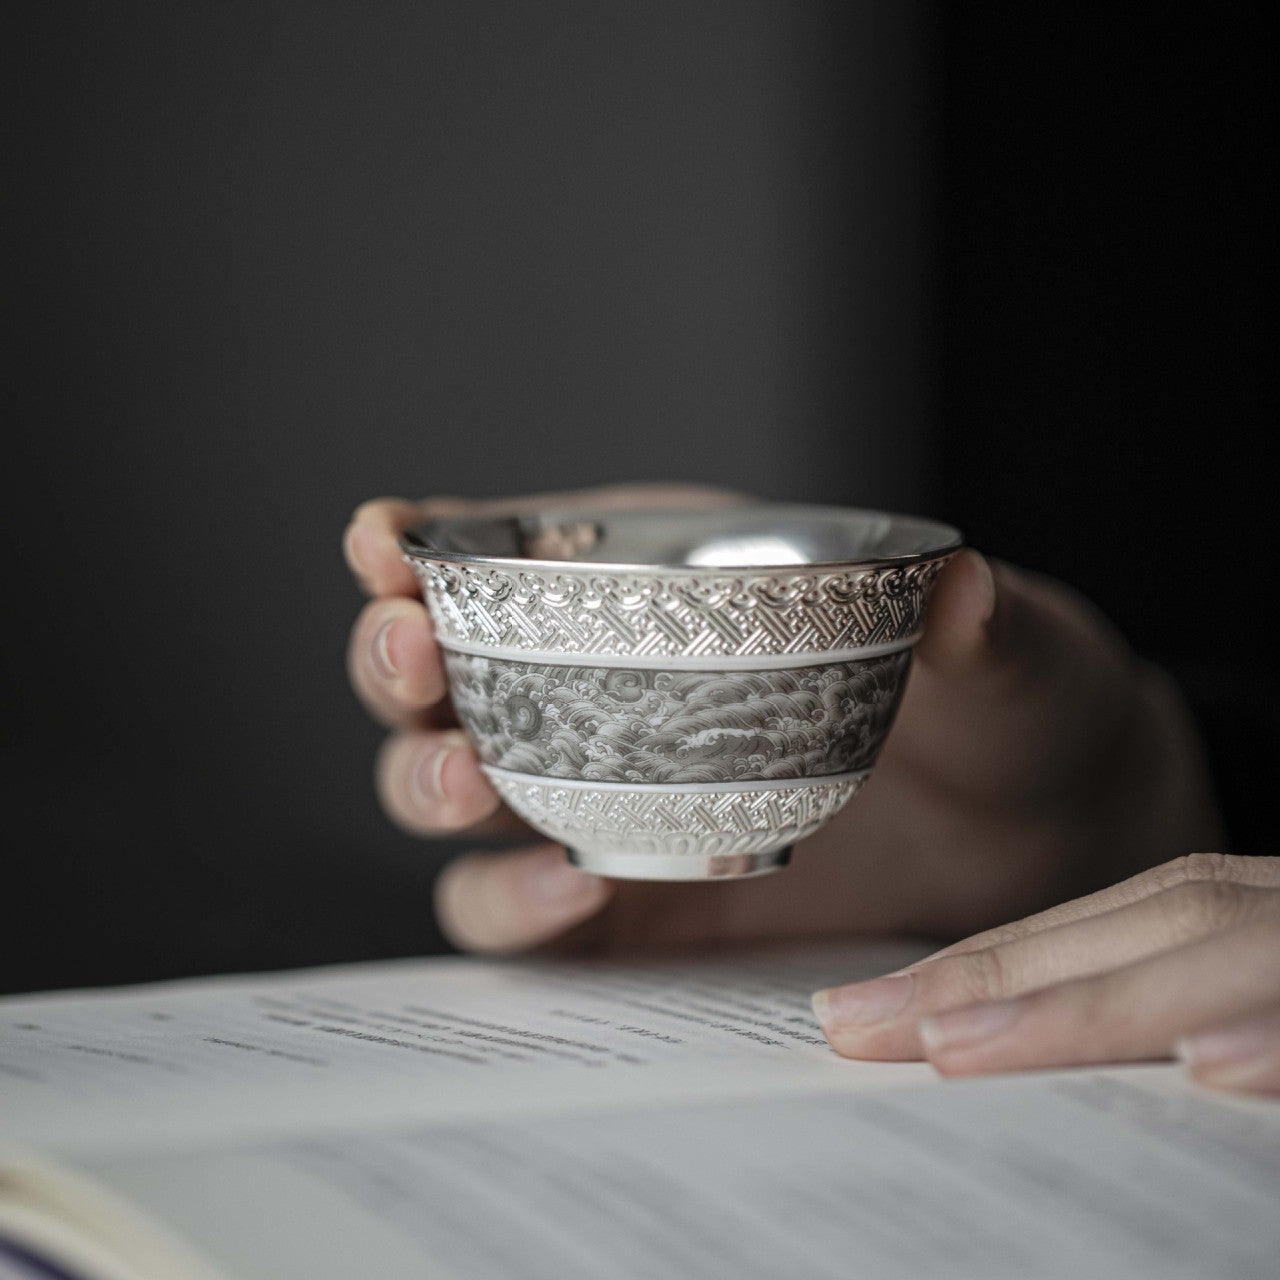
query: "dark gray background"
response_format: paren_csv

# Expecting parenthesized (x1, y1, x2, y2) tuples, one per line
(6, 4, 1273, 992)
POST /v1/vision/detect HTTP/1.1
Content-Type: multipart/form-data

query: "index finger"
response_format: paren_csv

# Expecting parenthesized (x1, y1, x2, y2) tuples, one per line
(343, 494, 511, 597)
(342, 497, 433, 598)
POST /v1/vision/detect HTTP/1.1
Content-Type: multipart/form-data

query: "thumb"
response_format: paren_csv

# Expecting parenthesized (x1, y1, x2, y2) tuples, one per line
(914, 548, 1117, 684)
(912, 548, 999, 670)
(889, 548, 1139, 796)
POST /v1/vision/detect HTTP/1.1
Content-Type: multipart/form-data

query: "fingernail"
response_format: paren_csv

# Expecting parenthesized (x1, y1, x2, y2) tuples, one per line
(1177, 1025, 1274, 1081)
(526, 855, 600, 906)
(919, 998, 1023, 1054)
(372, 619, 399, 679)
(413, 732, 467, 806)
(811, 973, 915, 1030)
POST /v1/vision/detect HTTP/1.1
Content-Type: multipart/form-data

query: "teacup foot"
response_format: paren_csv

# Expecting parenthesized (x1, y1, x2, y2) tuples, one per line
(565, 846, 793, 882)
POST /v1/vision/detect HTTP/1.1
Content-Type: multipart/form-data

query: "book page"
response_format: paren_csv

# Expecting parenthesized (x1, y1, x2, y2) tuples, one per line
(86, 1066, 1280, 1280)
(0, 943, 931, 1155)
(5, 947, 1279, 1279)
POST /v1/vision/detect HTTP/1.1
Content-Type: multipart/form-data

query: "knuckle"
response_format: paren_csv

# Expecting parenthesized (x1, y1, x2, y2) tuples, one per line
(967, 924, 1030, 951)
(1154, 852, 1237, 889)
(1180, 851, 1239, 882)
(950, 946, 1015, 1004)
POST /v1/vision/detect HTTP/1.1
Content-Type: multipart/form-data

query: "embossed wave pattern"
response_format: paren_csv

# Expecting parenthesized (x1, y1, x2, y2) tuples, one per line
(446, 652, 910, 784)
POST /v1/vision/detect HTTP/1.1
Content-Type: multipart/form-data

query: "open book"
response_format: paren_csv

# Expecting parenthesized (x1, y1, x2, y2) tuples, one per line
(2, 942, 1277, 1280)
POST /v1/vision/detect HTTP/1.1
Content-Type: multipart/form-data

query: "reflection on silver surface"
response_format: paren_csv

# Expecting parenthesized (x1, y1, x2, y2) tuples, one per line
(403, 503, 960, 571)
(685, 533, 812, 567)
(566, 846, 794, 881)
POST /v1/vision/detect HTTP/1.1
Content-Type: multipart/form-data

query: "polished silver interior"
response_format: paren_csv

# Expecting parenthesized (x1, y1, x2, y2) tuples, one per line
(403, 503, 961, 571)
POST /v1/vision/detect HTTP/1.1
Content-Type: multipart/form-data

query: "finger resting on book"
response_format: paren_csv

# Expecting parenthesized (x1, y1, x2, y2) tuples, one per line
(918, 918, 1280, 1077)
(812, 869, 1280, 1067)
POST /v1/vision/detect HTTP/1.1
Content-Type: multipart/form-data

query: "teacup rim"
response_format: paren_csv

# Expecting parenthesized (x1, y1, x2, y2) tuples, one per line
(399, 501, 963, 576)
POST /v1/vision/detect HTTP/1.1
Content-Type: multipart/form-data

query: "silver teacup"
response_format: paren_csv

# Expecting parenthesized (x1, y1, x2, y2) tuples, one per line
(402, 504, 960, 881)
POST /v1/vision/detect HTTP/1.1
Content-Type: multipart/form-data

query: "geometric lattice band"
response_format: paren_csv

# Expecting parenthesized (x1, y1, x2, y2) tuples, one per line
(483, 766, 867, 863)
(408, 557, 948, 662)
